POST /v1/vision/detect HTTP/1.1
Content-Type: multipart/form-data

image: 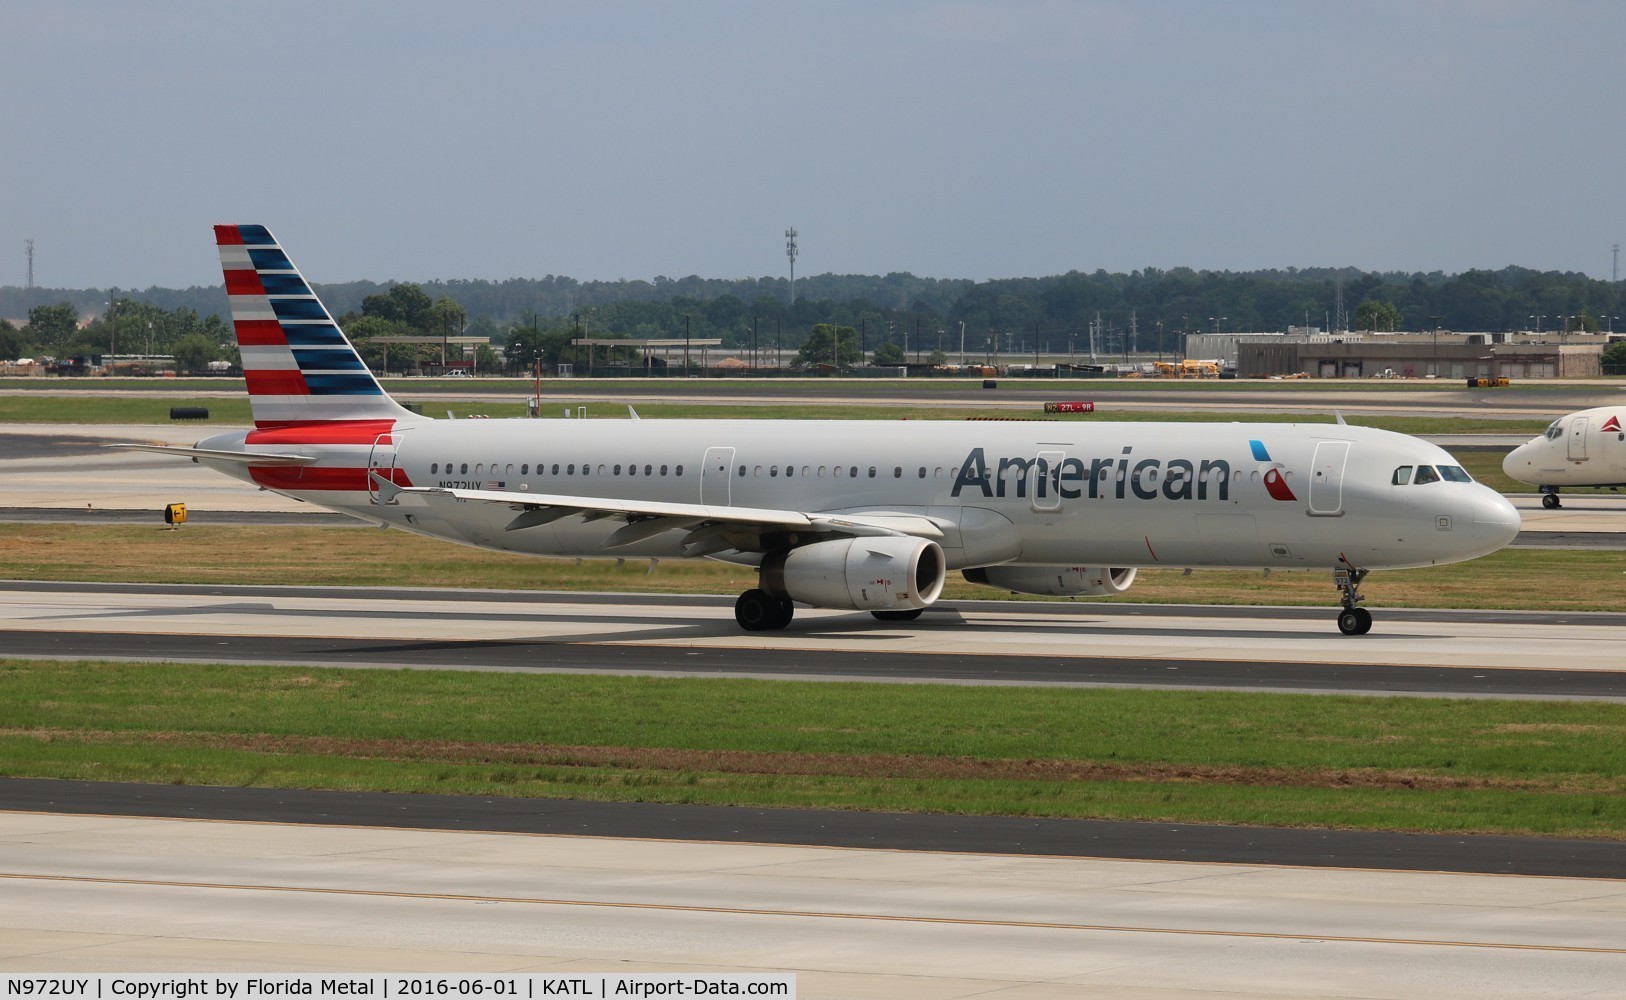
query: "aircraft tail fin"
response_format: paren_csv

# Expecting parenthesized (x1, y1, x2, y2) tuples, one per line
(215, 224, 418, 428)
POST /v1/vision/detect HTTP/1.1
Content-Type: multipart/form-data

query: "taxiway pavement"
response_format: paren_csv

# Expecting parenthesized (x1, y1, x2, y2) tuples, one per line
(3, 582, 1625, 698)
(3, 808, 1624, 996)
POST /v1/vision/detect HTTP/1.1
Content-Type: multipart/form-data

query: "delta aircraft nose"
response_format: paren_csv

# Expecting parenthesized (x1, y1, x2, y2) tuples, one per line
(1501, 440, 1537, 481)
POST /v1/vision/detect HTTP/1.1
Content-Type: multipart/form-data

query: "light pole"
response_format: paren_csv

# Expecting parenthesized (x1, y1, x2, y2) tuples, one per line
(106, 295, 116, 374)
(785, 228, 798, 305)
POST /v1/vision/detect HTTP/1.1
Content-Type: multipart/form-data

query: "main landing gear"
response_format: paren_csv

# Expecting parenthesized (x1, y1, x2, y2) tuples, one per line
(735, 588, 795, 631)
(1333, 561, 1373, 636)
(1541, 486, 1562, 510)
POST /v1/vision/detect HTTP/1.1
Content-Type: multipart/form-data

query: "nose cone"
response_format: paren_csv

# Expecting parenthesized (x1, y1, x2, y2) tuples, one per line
(1470, 487, 1522, 552)
(1501, 440, 1538, 483)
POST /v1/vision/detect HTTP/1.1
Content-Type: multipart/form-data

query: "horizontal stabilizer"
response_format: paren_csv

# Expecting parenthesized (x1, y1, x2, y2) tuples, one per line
(107, 443, 318, 467)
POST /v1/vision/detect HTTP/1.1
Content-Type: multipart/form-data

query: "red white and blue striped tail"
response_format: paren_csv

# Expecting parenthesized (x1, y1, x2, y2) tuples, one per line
(216, 224, 417, 428)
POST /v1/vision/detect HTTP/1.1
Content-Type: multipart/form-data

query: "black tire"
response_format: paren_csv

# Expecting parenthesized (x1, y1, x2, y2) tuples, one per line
(1542, 493, 1560, 510)
(872, 608, 924, 622)
(1337, 608, 1367, 636)
(735, 589, 776, 631)
(769, 597, 795, 630)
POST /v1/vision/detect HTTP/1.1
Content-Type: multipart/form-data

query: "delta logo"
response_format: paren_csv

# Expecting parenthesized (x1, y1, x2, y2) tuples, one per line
(1603, 415, 1621, 433)
(1249, 439, 1298, 501)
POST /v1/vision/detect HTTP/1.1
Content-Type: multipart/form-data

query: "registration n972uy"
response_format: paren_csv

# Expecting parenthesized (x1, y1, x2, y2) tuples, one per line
(133, 226, 1521, 636)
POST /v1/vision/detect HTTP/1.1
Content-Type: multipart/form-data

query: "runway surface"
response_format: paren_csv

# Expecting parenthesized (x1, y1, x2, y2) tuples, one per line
(4, 581, 1626, 697)
(4, 807, 1625, 996)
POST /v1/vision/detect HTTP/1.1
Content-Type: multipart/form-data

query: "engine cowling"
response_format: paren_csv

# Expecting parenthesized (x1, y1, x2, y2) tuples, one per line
(962, 565, 1137, 597)
(762, 536, 946, 611)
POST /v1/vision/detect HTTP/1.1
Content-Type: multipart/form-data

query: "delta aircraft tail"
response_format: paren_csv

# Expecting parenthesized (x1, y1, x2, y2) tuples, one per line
(216, 224, 417, 428)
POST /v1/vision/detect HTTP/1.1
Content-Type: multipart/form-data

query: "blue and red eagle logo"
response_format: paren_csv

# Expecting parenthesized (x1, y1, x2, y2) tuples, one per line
(1250, 440, 1298, 501)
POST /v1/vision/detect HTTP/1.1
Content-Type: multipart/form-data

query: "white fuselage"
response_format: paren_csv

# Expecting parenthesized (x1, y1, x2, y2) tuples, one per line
(1503, 406, 1626, 489)
(198, 417, 1520, 573)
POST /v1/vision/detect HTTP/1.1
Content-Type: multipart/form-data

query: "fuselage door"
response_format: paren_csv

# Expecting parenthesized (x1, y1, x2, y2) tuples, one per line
(701, 446, 735, 506)
(1031, 450, 1064, 511)
(1568, 417, 1589, 461)
(366, 432, 397, 504)
(1307, 441, 1349, 516)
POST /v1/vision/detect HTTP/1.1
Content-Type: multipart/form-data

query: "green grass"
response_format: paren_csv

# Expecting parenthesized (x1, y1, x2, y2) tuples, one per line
(4, 660, 1626, 837)
(0, 524, 1619, 610)
(0, 389, 1553, 436)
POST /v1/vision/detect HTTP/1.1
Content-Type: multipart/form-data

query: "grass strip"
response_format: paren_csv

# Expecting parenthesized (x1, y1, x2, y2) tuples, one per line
(0, 391, 1552, 435)
(4, 660, 1625, 838)
(0, 524, 1618, 611)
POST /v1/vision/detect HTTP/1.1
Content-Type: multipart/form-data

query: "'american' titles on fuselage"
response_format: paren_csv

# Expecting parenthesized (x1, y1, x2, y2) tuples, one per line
(951, 446, 1231, 502)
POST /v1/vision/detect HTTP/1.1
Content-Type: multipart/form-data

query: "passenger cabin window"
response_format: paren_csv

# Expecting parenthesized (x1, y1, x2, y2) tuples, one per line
(1392, 466, 1412, 485)
(1414, 465, 1441, 484)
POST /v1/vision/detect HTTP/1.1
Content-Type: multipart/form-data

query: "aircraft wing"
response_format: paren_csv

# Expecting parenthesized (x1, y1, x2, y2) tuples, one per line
(387, 481, 945, 554)
(106, 443, 319, 466)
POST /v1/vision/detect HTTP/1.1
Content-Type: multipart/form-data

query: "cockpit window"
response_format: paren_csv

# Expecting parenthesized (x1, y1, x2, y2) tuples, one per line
(1545, 420, 1564, 440)
(1413, 465, 1441, 484)
(1392, 466, 1413, 485)
(1438, 465, 1473, 483)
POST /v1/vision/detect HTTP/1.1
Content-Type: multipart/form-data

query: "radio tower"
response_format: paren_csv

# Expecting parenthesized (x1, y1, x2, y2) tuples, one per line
(25, 239, 34, 290)
(785, 228, 798, 305)
(1614, 243, 1619, 282)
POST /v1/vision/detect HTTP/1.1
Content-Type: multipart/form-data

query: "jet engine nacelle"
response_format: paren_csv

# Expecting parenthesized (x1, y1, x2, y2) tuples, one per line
(962, 565, 1137, 597)
(763, 536, 946, 611)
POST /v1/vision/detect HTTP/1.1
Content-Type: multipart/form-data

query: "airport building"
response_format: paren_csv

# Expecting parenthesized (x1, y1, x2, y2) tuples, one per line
(1213, 331, 1610, 379)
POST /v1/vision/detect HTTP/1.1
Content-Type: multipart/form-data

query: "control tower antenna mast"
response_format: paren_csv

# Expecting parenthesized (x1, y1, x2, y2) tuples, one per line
(785, 228, 799, 305)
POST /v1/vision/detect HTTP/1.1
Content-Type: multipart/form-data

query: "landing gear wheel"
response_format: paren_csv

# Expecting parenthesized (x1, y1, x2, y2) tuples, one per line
(1337, 607, 1373, 636)
(872, 608, 924, 622)
(735, 589, 777, 631)
(1332, 560, 1373, 636)
(768, 597, 795, 630)
(1542, 493, 1561, 510)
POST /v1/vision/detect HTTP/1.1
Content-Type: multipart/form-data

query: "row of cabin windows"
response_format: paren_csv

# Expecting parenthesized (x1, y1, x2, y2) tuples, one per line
(430, 462, 684, 477)
(1391, 464, 1473, 485)
(424, 461, 1283, 485)
(733, 464, 1249, 482)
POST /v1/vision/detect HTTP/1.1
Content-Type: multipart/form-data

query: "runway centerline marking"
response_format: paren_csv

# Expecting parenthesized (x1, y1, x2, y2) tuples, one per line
(6, 871, 1624, 955)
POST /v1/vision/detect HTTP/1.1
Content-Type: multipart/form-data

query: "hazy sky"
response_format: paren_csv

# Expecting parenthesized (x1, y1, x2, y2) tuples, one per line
(4, 1, 1623, 290)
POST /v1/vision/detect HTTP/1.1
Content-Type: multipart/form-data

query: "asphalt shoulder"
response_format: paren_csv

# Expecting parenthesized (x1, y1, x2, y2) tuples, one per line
(3, 777, 1622, 879)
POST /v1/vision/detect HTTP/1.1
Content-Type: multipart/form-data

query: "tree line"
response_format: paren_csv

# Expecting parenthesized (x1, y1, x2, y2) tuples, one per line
(5, 264, 1624, 369)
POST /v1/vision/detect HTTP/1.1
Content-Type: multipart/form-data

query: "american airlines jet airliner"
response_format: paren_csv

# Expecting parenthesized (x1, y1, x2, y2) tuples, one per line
(132, 226, 1521, 636)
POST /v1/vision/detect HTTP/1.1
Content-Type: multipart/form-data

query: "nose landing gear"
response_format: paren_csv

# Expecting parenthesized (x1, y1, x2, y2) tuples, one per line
(1540, 486, 1562, 510)
(1333, 560, 1373, 635)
